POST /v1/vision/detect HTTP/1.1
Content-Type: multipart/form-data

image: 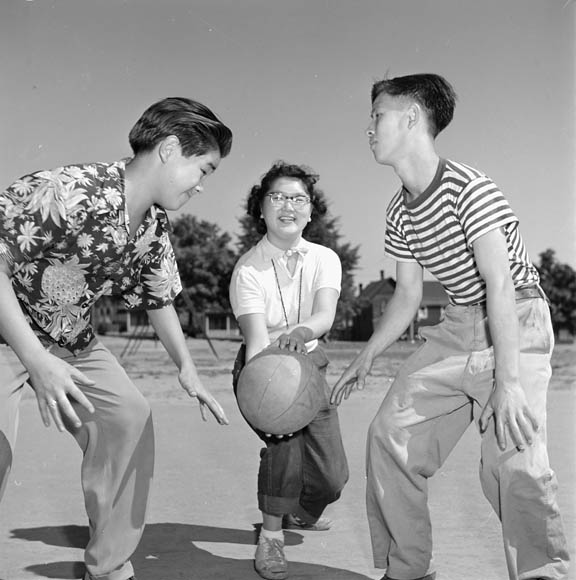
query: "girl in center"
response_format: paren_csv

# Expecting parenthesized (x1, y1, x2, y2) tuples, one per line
(230, 161, 349, 580)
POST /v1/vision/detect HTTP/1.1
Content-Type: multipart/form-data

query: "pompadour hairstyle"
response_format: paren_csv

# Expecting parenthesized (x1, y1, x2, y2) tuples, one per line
(129, 97, 232, 157)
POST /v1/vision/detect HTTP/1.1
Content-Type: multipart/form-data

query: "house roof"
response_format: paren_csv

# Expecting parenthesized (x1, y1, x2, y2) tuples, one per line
(360, 276, 449, 307)
(359, 277, 396, 301)
(421, 281, 449, 306)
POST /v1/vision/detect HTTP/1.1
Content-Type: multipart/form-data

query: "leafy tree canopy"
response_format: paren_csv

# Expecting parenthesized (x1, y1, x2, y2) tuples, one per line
(536, 249, 576, 335)
(170, 214, 237, 316)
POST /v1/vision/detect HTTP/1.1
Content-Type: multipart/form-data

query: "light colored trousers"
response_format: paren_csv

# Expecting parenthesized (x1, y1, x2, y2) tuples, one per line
(0, 339, 154, 580)
(367, 296, 569, 580)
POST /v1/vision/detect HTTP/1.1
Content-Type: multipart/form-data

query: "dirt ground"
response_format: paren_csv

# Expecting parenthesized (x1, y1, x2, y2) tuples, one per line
(0, 336, 574, 580)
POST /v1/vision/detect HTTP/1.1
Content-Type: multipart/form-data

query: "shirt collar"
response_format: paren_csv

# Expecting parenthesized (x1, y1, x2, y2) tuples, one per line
(260, 236, 310, 259)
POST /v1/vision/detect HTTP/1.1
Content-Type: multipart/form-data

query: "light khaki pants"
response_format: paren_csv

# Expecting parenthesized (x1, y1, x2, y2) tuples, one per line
(367, 297, 569, 580)
(0, 339, 154, 580)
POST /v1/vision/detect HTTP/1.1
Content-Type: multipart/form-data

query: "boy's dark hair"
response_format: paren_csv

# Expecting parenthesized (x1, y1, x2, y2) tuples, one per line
(246, 161, 328, 235)
(371, 73, 457, 137)
(129, 97, 233, 158)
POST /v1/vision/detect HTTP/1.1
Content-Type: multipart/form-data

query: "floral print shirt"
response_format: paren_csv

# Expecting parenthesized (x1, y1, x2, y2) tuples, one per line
(0, 160, 182, 354)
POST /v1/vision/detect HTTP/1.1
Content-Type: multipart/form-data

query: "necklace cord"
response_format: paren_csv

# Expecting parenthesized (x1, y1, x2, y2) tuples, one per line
(271, 258, 302, 330)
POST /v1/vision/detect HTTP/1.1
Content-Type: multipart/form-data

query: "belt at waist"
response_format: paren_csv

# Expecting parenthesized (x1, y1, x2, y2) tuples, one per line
(515, 284, 547, 302)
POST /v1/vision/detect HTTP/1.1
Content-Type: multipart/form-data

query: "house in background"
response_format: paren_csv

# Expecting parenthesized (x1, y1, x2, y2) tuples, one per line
(203, 310, 241, 339)
(352, 271, 450, 341)
(92, 296, 141, 334)
(351, 270, 396, 341)
(92, 295, 241, 340)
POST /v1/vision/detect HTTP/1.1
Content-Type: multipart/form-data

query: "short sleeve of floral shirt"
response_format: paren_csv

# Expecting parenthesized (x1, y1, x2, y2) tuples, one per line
(0, 160, 182, 353)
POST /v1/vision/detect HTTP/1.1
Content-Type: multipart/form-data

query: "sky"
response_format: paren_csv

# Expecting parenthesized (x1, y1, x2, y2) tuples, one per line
(1, 0, 574, 287)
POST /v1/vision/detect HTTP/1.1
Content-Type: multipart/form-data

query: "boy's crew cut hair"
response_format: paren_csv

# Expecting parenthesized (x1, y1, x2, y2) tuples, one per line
(371, 73, 457, 137)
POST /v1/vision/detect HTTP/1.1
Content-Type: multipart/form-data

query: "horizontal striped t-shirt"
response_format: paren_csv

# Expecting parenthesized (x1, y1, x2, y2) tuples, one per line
(384, 158, 539, 305)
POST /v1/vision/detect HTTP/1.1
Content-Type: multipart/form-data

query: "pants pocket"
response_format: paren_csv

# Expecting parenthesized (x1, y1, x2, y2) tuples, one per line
(517, 300, 553, 355)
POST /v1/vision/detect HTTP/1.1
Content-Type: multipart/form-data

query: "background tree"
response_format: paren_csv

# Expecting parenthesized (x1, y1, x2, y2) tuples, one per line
(237, 209, 361, 339)
(536, 248, 576, 336)
(170, 214, 238, 335)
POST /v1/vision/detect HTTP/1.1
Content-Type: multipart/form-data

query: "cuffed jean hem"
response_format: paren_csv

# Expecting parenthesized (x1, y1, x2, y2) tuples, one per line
(292, 504, 326, 525)
(258, 493, 300, 517)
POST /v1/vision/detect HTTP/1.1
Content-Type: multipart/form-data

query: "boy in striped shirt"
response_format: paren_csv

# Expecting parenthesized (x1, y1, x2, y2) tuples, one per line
(332, 74, 569, 580)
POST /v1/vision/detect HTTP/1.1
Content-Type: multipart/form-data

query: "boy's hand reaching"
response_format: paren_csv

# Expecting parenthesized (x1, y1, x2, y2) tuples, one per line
(27, 351, 95, 431)
(330, 349, 374, 406)
(179, 368, 229, 425)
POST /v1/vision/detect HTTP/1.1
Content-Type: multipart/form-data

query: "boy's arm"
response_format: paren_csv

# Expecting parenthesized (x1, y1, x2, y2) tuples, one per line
(474, 228, 538, 451)
(146, 304, 229, 425)
(331, 260, 423, 405)
(0, 260, 95, 430)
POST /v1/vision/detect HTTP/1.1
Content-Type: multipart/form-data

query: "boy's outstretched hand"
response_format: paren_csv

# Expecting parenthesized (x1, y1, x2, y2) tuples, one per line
(178, 368, 229, 425)
(330, 349, 374, 406)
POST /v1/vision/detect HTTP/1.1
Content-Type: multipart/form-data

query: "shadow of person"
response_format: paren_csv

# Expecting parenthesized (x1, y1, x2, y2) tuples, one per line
(12, 522, 373, 580)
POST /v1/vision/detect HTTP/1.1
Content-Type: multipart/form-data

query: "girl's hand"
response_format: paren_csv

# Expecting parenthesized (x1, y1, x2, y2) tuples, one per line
(274, 327, 311, 354)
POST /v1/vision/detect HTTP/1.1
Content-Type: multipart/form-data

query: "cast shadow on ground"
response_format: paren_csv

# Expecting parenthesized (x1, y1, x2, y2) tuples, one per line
(10, 522, 374, 580)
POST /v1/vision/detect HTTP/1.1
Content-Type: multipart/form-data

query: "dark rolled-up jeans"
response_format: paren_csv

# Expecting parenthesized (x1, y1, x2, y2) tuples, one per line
(232, 344, 349, 522)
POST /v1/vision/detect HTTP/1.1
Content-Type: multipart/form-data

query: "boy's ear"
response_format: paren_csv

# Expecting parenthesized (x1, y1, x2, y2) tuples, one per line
(407, 103, 419, 129)
(158, 135, 180, 163)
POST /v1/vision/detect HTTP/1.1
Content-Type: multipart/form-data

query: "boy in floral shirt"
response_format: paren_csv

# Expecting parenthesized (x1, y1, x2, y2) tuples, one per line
(0, 97, 232, 580)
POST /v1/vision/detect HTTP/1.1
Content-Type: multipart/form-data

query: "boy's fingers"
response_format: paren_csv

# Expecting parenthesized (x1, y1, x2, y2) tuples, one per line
(330, 380, 349, 406)
(47, 399, 66, 432)
(527, 411, 539, 434)
(478, 404, 492, 433)
(58, 397, 83, 429)
(39, 401, 52, 428)
(206, 399, 229, 425)
(516, 409, 539, 449)
(69, 386, 95, 414)
(495, 418, 507, 450)
(198, 401, 208, 422)
(70, 368, 96, 386)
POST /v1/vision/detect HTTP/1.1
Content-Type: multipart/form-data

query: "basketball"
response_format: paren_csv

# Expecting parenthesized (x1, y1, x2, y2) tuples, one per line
(236, 347, 324, 435)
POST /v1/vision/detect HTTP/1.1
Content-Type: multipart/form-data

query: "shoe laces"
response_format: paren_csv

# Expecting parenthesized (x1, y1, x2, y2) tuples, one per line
(259, 536, 285, 564)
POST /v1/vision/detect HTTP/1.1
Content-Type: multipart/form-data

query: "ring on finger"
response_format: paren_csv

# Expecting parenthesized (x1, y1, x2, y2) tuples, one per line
(48, 400, 58, 408)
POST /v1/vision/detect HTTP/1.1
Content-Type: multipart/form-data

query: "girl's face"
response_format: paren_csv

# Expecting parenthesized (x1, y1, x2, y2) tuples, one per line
(261, 177, 312, 247)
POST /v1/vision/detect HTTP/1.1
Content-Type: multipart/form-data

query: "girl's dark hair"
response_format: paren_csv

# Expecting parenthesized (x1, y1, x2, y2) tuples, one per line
(246, 161, 328, 235)
(129, 97, 233, 157)
(371, 73, 457, 137)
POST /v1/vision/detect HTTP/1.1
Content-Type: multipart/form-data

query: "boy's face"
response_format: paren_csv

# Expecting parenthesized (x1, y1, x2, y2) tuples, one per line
(367, 93, 412, 166)
(159, 145, 221, 211)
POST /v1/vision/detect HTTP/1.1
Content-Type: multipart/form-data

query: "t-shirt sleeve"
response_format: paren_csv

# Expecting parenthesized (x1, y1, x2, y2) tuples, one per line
(0, 170, 72, 266)
(229, 265, 266, 318)
(384, 193, 417, 262)
(122, 230, 182, 310)
(313, 248, 342, 294)
(457, 176, 518, 247)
